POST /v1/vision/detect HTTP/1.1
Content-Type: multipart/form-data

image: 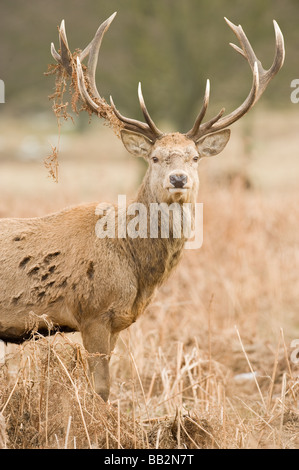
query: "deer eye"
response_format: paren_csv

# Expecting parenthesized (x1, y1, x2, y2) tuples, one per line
(193, 156, 199, 162)
(152, 156, 159, 163)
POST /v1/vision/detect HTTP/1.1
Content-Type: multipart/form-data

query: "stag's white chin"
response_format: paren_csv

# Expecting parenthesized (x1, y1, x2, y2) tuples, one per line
(168, 188, 188, 194)
(166, 187, 191, 202)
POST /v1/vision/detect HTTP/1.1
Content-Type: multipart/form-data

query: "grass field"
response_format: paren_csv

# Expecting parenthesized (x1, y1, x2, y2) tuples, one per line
(0, 110, 298, 449)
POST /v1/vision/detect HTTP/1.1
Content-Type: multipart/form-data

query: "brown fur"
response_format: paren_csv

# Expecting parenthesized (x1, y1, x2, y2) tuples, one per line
(0, 130, 230, 401)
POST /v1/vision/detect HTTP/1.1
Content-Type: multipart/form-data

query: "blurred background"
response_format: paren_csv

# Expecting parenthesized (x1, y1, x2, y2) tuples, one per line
(0, 0, 299, 211)
(1, 2, 299, 446)
(1, 0, 298, 120)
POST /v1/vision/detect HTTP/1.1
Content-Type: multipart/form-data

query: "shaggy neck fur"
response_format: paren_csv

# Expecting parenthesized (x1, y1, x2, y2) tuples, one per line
(119, 167, 197, 292)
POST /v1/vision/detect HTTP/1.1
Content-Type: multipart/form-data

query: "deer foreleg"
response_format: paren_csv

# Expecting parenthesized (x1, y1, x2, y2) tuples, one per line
(81, 318, 113, 402)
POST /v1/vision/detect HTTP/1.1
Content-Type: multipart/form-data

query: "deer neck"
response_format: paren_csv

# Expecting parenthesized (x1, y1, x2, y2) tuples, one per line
(121, 171, 196, 289)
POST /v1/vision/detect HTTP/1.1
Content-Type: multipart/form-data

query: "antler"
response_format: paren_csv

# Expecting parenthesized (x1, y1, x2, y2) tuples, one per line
(110, 83, 163, 140)
(50, 13, 163, 141)
(186, 18, 285, 141)
(51, 13, 117, 117)
(50, 15, 284, 143)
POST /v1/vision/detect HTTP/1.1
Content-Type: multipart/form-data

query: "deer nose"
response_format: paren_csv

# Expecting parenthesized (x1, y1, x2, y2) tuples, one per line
(169, 174, 188, 188)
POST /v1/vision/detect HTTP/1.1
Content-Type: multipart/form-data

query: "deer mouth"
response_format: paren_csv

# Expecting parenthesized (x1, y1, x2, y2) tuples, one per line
(166, 182, 192, 193)
(165, 186, 192, 201)
(167, 187, 188, 194)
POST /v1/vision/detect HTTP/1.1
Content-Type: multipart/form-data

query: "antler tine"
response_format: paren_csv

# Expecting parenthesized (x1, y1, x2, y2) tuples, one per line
(264, 20, 285, 85)
(109, 83, 164, 141)
(186, 79, 210, 139)
(201, 61, 259, 135)
(78, 12, 117, 64)
(225, 18, 261, 71)
(137, 83, 163, 138)
(84, 12, 117, 101)
(110, 95, 156, 140)
(51, 14, 117, 102)
(187, 18, 285, 141)
(224, 17, 284, 98)
(59, 20, 72, 75)
(50, 42, 61, 63)
(50, 19, 72, 76)
(210, 19, 284, 133)
(196, 106, 226, 136)
(76, 57, 100, 113)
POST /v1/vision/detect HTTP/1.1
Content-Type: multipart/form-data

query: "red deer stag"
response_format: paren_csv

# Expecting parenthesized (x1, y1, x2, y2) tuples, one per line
(0, 13, 284, 401)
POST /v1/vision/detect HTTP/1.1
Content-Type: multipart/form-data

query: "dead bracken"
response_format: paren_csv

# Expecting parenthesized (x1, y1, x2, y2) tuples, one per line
(45, 31, 124, 182)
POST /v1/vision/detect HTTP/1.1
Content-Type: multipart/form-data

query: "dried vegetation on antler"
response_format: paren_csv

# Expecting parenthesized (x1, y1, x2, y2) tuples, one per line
(47, 13, 123, 135)
(45, 13, 124, 180)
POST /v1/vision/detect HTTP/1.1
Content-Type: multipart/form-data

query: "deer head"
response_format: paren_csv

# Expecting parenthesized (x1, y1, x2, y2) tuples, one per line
(51, 13, 284, 204)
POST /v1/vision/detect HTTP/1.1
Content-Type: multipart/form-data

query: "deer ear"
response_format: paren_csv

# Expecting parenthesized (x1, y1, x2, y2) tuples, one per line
(121, 130, 153, 157)
(195, 129, 231, 157)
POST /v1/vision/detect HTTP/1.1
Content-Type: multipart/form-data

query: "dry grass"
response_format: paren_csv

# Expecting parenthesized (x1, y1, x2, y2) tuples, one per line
(0, 335, 145, 449)
(0, 115, 299, 448)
